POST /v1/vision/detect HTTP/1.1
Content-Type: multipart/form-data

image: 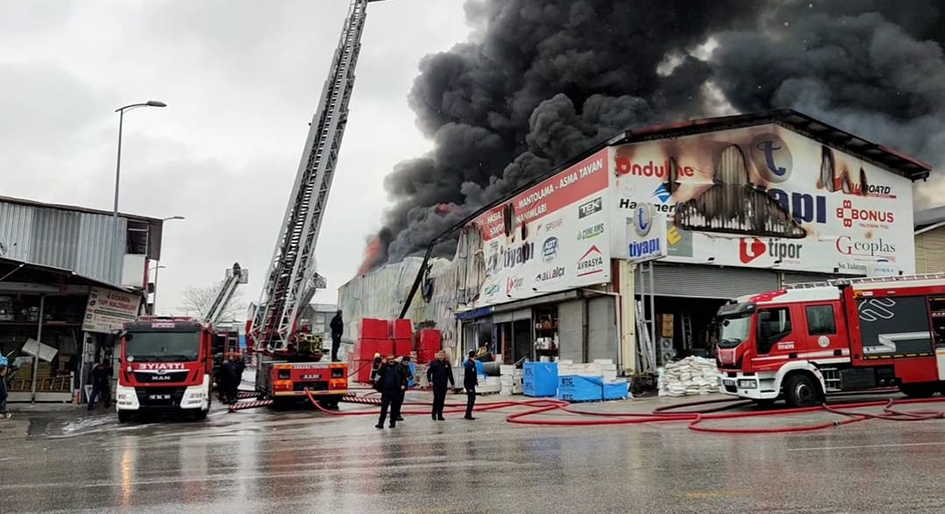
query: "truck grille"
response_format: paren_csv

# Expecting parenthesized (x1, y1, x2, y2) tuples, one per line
(133, 371, 190, 383)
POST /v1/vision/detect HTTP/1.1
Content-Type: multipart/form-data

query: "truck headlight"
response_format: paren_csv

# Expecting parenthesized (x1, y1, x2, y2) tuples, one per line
(737, 379, 757, 389)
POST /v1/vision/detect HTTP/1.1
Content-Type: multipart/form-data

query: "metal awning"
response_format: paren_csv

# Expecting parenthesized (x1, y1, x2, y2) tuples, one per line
(0, 256, 135, 295)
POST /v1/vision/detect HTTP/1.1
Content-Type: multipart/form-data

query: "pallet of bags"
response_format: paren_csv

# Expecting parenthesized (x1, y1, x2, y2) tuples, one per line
(657, 356, 722, 397)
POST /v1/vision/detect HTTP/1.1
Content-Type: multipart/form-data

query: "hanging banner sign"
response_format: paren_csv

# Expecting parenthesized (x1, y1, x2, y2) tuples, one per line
(82, 287, 140, 334)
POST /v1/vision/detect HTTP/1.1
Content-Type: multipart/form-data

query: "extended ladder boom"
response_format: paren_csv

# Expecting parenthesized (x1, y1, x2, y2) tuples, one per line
(205, 263, 247, 325)
(250, 0, 378, 350)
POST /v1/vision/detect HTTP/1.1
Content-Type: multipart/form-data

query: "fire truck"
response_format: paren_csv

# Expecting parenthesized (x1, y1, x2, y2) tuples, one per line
(116, 316, 215, 421)
(716, 274, 945, 407)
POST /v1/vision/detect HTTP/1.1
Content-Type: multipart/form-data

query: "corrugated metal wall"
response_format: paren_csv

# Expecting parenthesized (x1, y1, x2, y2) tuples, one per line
(0, 202, 33, 260)
(916, 229, 945, 273)
(0, 200, 128, 284)
(29, 208, 80, 269)
(76, 213, 125, 284)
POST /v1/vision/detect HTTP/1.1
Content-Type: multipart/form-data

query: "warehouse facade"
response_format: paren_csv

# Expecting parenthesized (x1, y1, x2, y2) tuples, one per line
(340, 109, 930, 372)
(0, 196, 164, 402)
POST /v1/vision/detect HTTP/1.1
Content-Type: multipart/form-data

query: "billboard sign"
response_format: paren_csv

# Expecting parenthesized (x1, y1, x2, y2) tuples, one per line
(470, 149, 611, 306)
(610, 124, 915, 275)
(82, 286, 140, 333)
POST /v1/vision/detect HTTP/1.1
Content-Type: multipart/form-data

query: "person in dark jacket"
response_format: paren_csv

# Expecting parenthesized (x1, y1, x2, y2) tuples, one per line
(88, 358, 113, 411)
(226, 355, 245, 404)
(221, 359, 239, 404)
(463, 351, 478, 420)
(374, 356, 407, 429)
(330, 310, 343, 362)
(426, 351, 455, 421)
(394, 356, 413, 422)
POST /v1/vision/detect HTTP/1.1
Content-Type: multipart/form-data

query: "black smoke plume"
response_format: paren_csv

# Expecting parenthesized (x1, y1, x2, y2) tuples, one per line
(360, 0, 945, 272)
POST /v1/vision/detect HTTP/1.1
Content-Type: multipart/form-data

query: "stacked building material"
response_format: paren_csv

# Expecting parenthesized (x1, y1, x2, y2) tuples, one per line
(499, 365, 524, 395)
(657, 356, 722, 397)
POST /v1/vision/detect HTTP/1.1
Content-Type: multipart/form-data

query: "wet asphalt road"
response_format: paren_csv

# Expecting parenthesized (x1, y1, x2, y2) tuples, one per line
(1, 391, 945, 514)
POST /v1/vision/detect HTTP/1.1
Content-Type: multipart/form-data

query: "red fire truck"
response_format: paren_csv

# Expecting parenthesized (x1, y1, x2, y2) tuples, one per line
(716, 274, 945, 407)
(116, 316, 215, 422)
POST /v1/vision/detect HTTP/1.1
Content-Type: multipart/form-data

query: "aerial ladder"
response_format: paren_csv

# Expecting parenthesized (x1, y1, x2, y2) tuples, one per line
(245, 0, 386, 405)
(204, 263, 248, 326)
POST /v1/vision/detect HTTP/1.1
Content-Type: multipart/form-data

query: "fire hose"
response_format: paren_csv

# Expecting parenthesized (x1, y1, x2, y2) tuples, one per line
(298, 389, 945, 434)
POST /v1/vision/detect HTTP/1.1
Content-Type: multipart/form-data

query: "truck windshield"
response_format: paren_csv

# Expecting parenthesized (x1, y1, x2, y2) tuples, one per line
(125, 332, 200, 362)
(718, 315, 751, 348)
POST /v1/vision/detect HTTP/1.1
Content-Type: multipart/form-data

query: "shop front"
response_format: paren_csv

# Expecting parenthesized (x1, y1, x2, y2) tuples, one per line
(0, 257, 140, 403)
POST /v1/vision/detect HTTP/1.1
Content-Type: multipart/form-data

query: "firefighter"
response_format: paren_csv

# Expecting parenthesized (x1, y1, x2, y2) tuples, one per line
(330, 310, 343, 362)
(88, 358, 113, 411)
(426, 350, 454, 421)
(463, 351, 478, 420)
(370, 353, 382, 384)
(222, 357, 239, 404)
(374, 355, 407, 429)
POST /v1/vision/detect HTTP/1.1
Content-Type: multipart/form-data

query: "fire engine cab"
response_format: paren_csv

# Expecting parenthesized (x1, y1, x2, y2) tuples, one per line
(716, 274, 945, 407)
(116, 316, 214, 421)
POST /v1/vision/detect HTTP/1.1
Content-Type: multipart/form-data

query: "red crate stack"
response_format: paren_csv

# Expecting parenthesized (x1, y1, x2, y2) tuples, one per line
(392, 319, 413, 358)
(376, 339, 394, 357)
(360, 318, 390, 339)
(416, 329, 442, 363)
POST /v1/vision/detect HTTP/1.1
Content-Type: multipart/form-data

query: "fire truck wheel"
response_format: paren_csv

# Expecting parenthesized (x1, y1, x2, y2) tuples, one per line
(784, 373, 821, 408)
(118, 412, 133, 423)
(899, 383, 936, 398)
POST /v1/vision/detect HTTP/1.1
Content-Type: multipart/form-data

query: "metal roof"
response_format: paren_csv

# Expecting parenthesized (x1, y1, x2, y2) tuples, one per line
(915, 205, 945, 229)
(607, 109, 932, 181)
(0, 195, 162, 223)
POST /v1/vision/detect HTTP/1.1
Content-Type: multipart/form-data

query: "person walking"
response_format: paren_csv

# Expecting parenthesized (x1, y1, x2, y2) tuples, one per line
(394, 356, 413, 422)
(463, 351, 478, 420)
(374, 355, 406, 429)
(426, 351, 454, 421)
(88, 358, 113, 411)
(330, 310, 343, 362)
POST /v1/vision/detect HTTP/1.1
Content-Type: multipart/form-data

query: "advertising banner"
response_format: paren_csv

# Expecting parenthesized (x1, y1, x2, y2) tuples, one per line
(623, 203, 668, 263)
(611, 124, 915, 275)
(82, 286, 140, 333)
(470, 149, 611, 307)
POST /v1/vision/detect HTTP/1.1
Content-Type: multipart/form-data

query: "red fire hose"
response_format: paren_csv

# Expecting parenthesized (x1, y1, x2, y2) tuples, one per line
(301, 388, 945, 434)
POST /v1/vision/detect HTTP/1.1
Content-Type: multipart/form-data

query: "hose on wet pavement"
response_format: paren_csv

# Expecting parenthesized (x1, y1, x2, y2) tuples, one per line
(295, 389, 945, 434)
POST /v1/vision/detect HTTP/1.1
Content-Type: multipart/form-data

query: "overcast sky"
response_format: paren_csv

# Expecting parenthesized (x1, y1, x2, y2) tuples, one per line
(0, 0, 469, 315)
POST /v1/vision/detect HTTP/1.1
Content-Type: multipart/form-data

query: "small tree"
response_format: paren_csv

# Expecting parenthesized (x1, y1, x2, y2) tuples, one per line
(178, 281, 247, 321)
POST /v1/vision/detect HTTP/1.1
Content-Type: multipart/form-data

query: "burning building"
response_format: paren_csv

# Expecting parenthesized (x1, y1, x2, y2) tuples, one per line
(340, 110, 930, 372)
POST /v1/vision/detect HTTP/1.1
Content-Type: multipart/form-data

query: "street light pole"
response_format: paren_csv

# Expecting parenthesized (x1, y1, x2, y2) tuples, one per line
(111, 100, 167, 285)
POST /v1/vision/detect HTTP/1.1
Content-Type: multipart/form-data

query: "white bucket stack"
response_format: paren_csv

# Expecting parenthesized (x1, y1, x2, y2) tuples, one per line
(657, 356, 722, 397)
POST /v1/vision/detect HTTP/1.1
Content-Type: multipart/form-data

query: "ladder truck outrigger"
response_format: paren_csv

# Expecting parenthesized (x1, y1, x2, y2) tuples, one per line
(247, 0, 387, 409)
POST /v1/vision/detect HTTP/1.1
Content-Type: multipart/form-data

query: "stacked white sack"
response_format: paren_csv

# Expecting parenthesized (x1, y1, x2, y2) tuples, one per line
(657, 356, 722, 397)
